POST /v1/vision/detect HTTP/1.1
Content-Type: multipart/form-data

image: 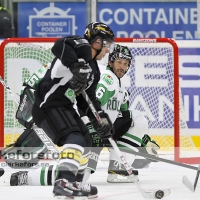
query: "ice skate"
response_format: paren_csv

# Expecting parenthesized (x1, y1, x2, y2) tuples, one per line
(53, 179, 88, 200)
(75, 182, 98, 199)
(107, 160, 138, 183)
(10, 171, 28, 186)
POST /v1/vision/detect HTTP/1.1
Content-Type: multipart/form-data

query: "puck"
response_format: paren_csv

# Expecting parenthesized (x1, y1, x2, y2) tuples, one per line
(0, 168, 5, 177)
(155, 190, 164, 199)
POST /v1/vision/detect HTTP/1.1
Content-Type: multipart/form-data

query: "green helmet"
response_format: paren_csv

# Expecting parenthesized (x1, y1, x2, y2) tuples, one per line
(84, 22, 114, 44)
(109, 44, 132, 70)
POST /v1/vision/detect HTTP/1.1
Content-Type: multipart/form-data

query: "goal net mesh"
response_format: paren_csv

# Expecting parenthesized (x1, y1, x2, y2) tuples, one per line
(125, 42, 197, 159)
(3, 42, 54, 144)
(1, 38, 200, 162)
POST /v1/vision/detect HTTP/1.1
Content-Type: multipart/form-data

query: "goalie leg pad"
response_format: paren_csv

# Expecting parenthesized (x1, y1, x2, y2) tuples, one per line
(1, 129, 48, 168)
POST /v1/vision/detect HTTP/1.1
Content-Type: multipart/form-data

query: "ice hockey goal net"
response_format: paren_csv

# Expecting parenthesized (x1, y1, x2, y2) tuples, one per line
(0, 37, 199, 164)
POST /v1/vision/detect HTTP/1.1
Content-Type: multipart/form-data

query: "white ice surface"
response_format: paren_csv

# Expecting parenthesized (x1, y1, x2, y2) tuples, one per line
(0, 159, 200, 200)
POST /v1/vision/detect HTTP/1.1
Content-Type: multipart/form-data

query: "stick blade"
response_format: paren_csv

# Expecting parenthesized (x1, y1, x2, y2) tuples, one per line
(135, 178, 170, 199)
(140, 188, 171, 199)
(182, 176, 195, 192)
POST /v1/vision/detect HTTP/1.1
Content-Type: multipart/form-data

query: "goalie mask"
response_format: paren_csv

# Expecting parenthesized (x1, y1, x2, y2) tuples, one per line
(108, 44, 132, 75)
(84, 22, 115, 53)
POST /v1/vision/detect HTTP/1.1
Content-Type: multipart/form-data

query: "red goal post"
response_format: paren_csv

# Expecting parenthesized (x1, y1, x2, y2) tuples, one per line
(0, 37, 199, 164)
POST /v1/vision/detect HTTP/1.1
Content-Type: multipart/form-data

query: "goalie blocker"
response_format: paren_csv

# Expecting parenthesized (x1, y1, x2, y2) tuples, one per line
(16, 86, 35, 129)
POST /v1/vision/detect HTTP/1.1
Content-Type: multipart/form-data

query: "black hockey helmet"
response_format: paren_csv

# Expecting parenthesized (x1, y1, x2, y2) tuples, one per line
(109, 44, 132, 73)
(84, 22, 114, 44)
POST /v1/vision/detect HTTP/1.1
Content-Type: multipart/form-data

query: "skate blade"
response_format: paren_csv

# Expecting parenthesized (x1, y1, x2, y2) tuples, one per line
(54, 195, 73, 199)
(107, 174, 135, 183)
(74, 197, 88, 200)
(54, 195, 88, 200)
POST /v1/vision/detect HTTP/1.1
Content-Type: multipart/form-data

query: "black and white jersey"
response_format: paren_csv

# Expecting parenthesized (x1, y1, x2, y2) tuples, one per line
(34, 36, 101, 113)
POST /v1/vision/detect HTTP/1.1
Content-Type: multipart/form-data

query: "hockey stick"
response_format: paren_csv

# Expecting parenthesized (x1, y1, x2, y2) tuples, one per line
(0, 76, 60, 156)
(0, 76, 19, 104)
(182, 163, 200, 192)
(115, 147, 198, 171)
(81, 90, 170, 199)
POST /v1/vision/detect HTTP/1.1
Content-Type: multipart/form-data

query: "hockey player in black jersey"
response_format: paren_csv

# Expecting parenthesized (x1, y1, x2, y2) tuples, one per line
(32, 22, 115, 199)
(1, 22, 115, 199)
(0, 22, 114, 199)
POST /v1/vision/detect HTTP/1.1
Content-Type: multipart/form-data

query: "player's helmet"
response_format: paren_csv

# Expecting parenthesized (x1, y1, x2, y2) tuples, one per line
(84, 22, 114, 44)
(109, 44, 132, 73)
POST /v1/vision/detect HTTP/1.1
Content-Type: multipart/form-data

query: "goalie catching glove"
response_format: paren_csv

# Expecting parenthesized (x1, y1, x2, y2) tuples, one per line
(68, 58, 91, 94)
(87, 110, 114, 139)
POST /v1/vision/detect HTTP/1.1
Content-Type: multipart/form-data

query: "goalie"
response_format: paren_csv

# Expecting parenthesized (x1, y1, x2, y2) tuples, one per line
(1, 44, 160, 190)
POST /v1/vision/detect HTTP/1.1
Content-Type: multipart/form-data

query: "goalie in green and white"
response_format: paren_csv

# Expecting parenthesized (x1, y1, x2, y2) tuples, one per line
(83, 44, 160, 183)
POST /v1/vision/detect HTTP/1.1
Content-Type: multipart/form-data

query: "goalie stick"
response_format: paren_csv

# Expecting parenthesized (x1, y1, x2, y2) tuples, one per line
(182, 163, 200, 192)
(81, 90, 170, 199)
(0, 76, 60, 156)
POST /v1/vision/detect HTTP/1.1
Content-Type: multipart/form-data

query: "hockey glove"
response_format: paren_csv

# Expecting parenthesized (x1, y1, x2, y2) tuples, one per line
(89, 111, 114, 139)
(141, 134, 151, 147)
(145, 140, 160, 156)
(86, 122, 103, 147)
(68, 58, 91, 94)
(140, 134, 160, 162)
